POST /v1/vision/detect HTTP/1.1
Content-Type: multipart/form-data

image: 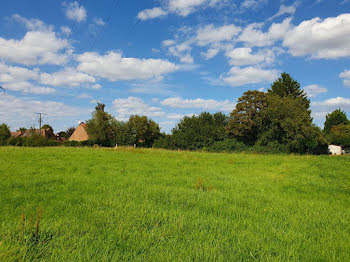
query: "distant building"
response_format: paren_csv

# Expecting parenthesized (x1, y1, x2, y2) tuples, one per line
(328, 145, 345, 155)
(10, 128, 56, 139)
(69, 122, 89, 142)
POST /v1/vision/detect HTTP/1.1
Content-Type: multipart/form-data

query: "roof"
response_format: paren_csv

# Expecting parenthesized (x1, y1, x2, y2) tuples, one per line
(69, 122, 89, 142)
(10, 131, 23, 138)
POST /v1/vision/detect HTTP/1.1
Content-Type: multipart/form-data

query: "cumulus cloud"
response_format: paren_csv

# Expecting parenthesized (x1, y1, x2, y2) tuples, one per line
(12, 14, 53, 32)
(283, 13, 350, 59)
(267, 3, 298, 21)
(303, 84, 327, 97)
(340, 70, 350, 86)
(225, 47, 275, 66)
(221, 66, 279, 87)
(40, 68, 96, 87)
(161, 97, 236, 112)
(241, 0, 267, 9)
(63, 1, 87, 22)
(239, 18, 292, 47)
(1, 81, 55, 94)
(312, 97, 350, 120)
(195, 24, 241, 46)
(0, 31, 68, 65)
(76, 51, 179, 81)
(113, 97, 165, 120)
(137, 7, 167, 20)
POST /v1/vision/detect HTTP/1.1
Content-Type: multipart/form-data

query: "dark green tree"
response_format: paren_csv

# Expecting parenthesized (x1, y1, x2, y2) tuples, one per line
(257, 95, 320, 153)
(86, 103, 116, 146)
(172, 112, 228, 150)
(324, 109, 349, 134)
(329, 123, 350, 147)
(268, 73, 310, 109)
(128, 115, 161, 147)
(0, 123, 11, 146)
(17, 127, 27, 133)
(227, 90, 267, 145)
(41, 124, 53, 133)
(65, 127, 76, 138)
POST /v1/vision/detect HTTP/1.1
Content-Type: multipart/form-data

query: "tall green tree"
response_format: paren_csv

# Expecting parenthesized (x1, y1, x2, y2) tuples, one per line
(227, 90, 267, 145)
(0, 123, 11, 146)
(268, 73, 310, 109)
(324, 109, 349, 134)
(257, 95, 320, 153)
(172, 112, 228, 150)
(329, 123, 350, 147)
(86, 103, 117, 146)
(128, 115, 161, 147)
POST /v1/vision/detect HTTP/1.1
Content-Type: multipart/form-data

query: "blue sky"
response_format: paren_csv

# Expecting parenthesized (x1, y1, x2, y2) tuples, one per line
(0, 0, 350, 133)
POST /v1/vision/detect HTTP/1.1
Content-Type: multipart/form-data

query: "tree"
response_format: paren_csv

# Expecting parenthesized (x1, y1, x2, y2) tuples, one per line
(86, 103, 116, 146)
(257, 95, 320, 153)
(41, 124, 53, 133)
(65, 127, 76, 138)
(268, 73, 310, 109)
(171, 112, 228, 150)
(324, 109, 349, 134)
(113, 120, 137, 146)
(0, 123, 11, 146)
(227, 90, 267, 145)
(329, 123, 350, 147)
(17, 127, 27, 133)
(128, 115, 161, 147)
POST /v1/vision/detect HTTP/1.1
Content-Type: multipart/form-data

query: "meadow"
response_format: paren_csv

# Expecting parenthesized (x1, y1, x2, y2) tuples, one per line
(0, 147, 349, 261)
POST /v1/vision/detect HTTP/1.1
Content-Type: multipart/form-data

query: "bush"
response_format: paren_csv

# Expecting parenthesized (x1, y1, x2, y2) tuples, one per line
(8, 135, 60, 147)
(249, 141, 289, 154)
(153, 135, 176, 150)
(207, 139, 247, 152)
(63, 140, 95, 147)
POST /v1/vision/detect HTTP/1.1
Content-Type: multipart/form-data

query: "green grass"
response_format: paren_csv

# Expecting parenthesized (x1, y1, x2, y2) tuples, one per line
(0, 147, 349, 261)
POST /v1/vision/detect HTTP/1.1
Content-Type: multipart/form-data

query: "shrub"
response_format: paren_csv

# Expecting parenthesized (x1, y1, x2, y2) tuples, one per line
(153, 135, 176, 150)
(8, 135, 60, 147)
(207, 139, 247, 152)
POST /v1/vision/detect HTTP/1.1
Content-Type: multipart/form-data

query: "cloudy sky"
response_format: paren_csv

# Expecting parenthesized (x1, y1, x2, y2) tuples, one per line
(0, 0, 350, 133)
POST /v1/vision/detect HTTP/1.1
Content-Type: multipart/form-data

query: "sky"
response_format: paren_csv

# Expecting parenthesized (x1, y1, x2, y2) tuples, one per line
(0, 0, 350, 133)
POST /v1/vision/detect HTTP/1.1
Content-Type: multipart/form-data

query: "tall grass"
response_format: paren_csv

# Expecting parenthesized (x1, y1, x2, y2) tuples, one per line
(0, 147, 349, 261)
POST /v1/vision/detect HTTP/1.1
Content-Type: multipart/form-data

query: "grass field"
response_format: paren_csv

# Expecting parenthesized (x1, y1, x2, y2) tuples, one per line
(0, 147, 349, 261)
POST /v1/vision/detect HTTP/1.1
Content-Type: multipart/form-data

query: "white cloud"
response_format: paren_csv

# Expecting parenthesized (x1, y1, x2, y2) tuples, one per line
(161, 97, 235, 112)
(162, 39, 176, 46)
(113, 97, 165, 120)
(12, 14, 53, 32)
(196, 24, 241, 46)
(0, 31, 68, 65)
(94, 17, 105, 26)
(283, 13, 350, 59)
(137, 7, 168, 20)
(267, 4, 298, 21)
(76, 51, 179, 81)
(312, 97, 350, 120)
(239, 18, 292, 47)
(1, 81, 55, 94)
(60, 26, 71, 35)
(303, 84, 327, 97)
(221, 66, 279, 87)
(201, 48, 220, 59)
(241, 0, 267, 9)
(0, 63, 39, 83)
(63, 1, 87, 22)
(340, 70, 350, 86)
(225, 47, 275, 66)
(40, 68, 96, 87)
(0, 95, 82, 129)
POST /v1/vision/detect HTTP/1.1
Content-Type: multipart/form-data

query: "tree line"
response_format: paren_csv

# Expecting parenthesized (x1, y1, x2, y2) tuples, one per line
(0, 73, 349, 153)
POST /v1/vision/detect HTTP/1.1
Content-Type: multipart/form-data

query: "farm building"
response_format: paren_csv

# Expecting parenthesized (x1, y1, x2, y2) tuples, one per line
(69, 122, 89, 142)
(11, 128, 56, 139)
(328, 145, 345, 155)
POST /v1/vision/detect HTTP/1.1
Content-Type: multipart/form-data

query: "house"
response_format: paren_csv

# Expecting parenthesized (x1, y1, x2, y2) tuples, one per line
(10, 128, 56, 139)
(69, 122, 89, 142)
(328, 145, 345, 155)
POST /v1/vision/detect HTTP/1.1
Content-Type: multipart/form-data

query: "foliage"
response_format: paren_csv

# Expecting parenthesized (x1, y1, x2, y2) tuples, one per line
(268, 72, 310, 109)
(0, 123, 11, 146)
(128, 115, 161, 147)
(257, 95, 320, 153)
(0, 147, 349, 261)
(328, 123, 350, 147)
(17, 127, 27, 133)
(113, 121, 137, 146)
(227, 90, 267, 145)
(153, 134, 176, 150)
(172, 112, 229, 150)
(324, 109, 349, 134)
(65, 127, 76, 138)
(207, 139, 247, 152)
(86, 103, 117, 146)
(41, 124, 54, 133)
(7, 134, 59, 147)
